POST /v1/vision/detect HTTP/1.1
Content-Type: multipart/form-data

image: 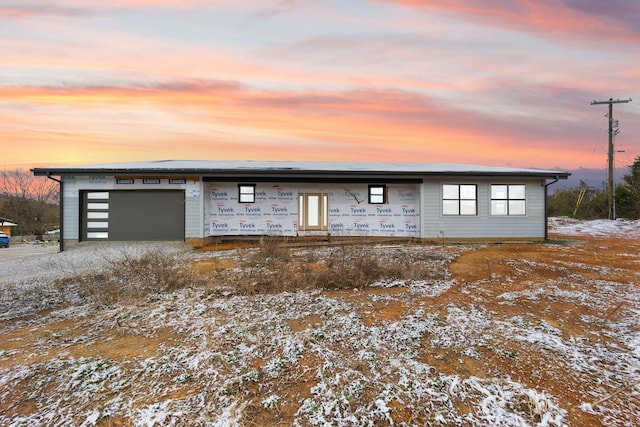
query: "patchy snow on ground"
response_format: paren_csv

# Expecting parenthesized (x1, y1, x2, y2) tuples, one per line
(0, 242, 187, 286)
(548, 217, 640, 238)
(1, 220, 639, 426)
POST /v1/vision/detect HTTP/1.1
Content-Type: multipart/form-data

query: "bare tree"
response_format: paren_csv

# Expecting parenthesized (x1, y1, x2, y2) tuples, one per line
(0, 169, 59, 236)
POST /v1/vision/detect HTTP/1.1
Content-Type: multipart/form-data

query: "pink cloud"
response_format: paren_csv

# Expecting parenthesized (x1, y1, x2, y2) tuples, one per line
(383, 0, 640, 44)
(0, 4, 87, 19)
(0, 0, 231, 21)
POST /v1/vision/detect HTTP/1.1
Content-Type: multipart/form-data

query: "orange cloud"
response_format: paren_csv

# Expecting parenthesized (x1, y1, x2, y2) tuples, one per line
(0, 80, 600, 170)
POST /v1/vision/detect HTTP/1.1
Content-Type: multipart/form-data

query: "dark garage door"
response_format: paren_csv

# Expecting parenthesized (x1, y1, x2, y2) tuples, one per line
(82, 190, 185, 241)
(110, 191, 185, 241)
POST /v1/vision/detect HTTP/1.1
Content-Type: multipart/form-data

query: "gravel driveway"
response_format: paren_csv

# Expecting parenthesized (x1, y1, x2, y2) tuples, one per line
(0, 242, 187, 286)
(0, 243, 60, 261)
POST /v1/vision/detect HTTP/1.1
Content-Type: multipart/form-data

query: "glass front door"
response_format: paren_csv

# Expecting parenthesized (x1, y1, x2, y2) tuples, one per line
(299, 193, 328, 231)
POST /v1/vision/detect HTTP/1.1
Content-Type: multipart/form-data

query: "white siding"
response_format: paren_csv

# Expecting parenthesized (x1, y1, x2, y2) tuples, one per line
(62, 182, 80, 240)
(62, 175, 200, 241)
(63, 176, 115, 240)
(421, 178, 546, 239)
(185, 182, 203, 239)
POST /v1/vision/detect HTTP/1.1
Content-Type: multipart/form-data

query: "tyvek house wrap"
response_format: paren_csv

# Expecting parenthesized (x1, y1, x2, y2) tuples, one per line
(206, 182, 420, 237)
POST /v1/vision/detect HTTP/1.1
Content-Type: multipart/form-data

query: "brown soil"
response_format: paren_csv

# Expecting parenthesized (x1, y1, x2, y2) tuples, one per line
(352, 234, 638, 426)
(268, 234, 639, 426)
(1, 232, 638, 426)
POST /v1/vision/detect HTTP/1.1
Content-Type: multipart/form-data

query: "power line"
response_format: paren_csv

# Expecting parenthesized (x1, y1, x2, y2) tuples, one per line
(590, 98, 632, 219)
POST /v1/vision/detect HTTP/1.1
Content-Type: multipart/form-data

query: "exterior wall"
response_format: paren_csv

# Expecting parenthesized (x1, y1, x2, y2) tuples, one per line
(0, 225, 15, 236)
(61, 175, 203, 245)
(56, 173, 551, 246)
(205, 182, 421, 238)
(206, 183, 298, 236)
(421, 177, 547, 240)
(185, 184, 204, 240)
(324, 184, 420, 237)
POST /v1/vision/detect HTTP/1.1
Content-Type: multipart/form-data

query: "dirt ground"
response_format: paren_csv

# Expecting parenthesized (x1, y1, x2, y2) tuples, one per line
(413, 234, 638, 426)
(304, 234, 639, 426)
(1, 230, 638, 426)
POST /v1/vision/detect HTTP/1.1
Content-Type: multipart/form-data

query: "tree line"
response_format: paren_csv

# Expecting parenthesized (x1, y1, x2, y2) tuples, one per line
(1, 169, 59, 237)
(548, 156, 640, 220)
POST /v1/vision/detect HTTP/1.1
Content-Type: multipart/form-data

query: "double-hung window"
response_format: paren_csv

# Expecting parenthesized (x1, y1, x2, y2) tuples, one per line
(238, 184, 256, 203)
(368, 185, 387, 204)
(491, 184, 526, 215)
(442, 184, 477, 215)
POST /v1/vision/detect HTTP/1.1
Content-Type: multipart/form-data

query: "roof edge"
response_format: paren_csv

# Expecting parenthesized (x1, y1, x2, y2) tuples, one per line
(31, 160, 571, 179)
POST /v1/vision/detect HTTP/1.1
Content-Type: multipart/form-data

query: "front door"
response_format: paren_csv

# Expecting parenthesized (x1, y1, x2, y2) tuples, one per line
(298, 193, 328, 231)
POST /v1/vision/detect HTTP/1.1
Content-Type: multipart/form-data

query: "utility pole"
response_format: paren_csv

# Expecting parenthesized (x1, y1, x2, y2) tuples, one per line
(590, 98, 632, 219)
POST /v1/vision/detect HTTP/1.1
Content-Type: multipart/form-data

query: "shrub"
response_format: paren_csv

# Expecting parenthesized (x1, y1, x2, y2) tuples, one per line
(206, 242, 453, 296)
(68, 249, 203, 306)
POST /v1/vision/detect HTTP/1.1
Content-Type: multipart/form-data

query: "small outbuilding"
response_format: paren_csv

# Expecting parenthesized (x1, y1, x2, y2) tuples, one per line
(0, 217, 17, 237)
(32, 160, 569, 250)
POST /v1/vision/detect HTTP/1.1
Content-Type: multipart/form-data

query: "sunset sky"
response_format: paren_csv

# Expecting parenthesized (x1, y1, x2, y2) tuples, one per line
(1, 0, 638, 171)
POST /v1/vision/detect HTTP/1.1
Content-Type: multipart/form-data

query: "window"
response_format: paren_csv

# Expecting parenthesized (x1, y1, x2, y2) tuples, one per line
(238, 184, 256, 203)
(491, 184, 526, 215)
(442, 184, 477, 215)
(369, 185, 387, 204)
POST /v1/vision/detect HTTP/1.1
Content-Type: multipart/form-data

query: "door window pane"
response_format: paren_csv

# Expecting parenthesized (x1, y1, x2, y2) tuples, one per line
(323, 194, 328, 227)
(307, 195, 319, 226)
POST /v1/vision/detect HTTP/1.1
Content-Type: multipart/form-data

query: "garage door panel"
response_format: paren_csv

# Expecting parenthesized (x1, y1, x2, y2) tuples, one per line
(110, 191, 184, 241)
(82, 190, 184, 241)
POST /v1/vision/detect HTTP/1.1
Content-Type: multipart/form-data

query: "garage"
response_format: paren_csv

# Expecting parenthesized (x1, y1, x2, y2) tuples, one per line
(81, 190, 185, 241)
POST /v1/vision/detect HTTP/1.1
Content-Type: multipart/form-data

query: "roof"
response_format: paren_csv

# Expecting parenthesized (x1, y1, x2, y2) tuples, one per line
(32, 160, 570, 179)
(0, 218, 17, 226)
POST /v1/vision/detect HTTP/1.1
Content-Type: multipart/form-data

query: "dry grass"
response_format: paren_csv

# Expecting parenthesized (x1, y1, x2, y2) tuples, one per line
(204, 240, 453, 296)
(44, 240, 452, 306)
(53, 249, 204, 306)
